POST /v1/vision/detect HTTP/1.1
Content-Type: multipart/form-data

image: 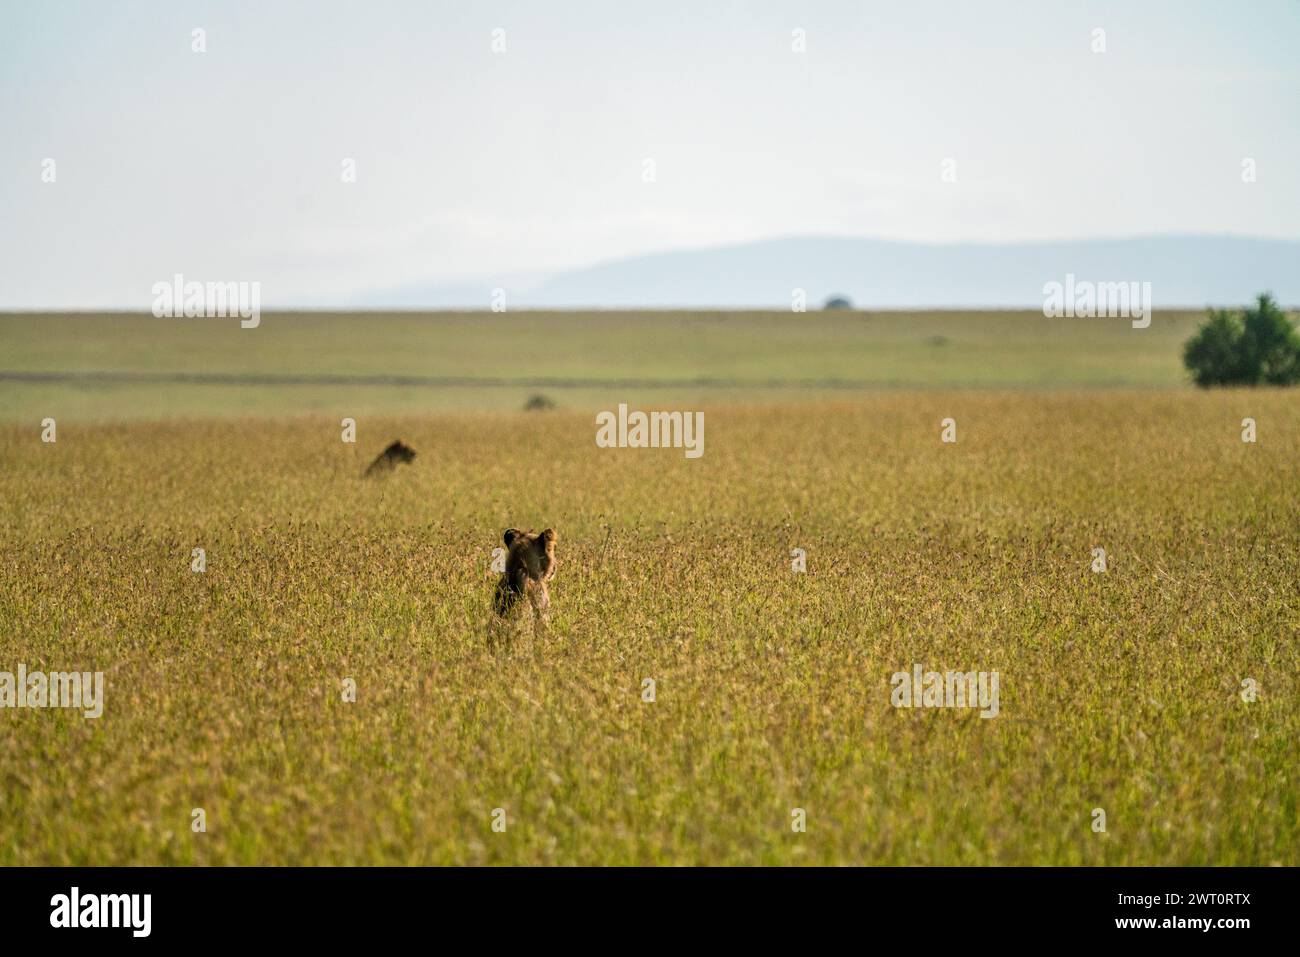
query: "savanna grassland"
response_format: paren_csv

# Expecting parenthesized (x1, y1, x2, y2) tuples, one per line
(0, 311, 1296, 865)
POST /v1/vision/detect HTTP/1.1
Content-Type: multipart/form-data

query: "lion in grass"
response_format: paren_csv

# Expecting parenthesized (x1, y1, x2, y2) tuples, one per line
(364, 440, 416, 477)
(490, 528, 558, 645)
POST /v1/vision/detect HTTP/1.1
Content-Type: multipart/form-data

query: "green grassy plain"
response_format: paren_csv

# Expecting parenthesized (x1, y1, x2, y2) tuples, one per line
(0, 311, 1296, 865)
(1, 309, 1206, 421)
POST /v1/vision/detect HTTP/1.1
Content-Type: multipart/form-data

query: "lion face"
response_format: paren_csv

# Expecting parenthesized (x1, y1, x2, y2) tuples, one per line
(502, 527, 557, 583)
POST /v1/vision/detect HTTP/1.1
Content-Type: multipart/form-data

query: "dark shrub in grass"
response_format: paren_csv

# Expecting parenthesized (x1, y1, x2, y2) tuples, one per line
(1183, 293, 1300, 387)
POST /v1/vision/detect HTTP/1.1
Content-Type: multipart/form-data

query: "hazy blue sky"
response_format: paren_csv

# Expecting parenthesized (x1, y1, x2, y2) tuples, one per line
(1, 0, 1296, 307)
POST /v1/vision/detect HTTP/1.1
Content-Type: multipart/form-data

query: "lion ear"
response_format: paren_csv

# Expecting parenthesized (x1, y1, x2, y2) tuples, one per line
(503, 528, 521, 547)
(540, 528, 556, 544)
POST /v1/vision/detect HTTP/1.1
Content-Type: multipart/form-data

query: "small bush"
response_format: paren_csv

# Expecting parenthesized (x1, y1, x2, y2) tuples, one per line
(1183, 293, 1300, 387)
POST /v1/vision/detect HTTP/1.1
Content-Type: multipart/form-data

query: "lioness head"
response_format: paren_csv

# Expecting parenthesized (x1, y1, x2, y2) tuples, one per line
(387, 441, 417, 464)
(502, 527, 557, 583)
(501, 527, 553, 579)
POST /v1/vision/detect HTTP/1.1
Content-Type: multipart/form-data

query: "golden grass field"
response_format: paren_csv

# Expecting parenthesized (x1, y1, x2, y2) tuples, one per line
(0, 312, 1297, 864)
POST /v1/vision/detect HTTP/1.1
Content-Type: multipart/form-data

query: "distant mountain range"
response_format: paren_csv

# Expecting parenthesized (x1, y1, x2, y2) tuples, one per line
(358, 236, 1300, 309)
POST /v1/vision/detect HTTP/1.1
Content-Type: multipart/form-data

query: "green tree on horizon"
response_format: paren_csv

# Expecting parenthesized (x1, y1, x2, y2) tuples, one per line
(1183, 293, 1300, 387)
